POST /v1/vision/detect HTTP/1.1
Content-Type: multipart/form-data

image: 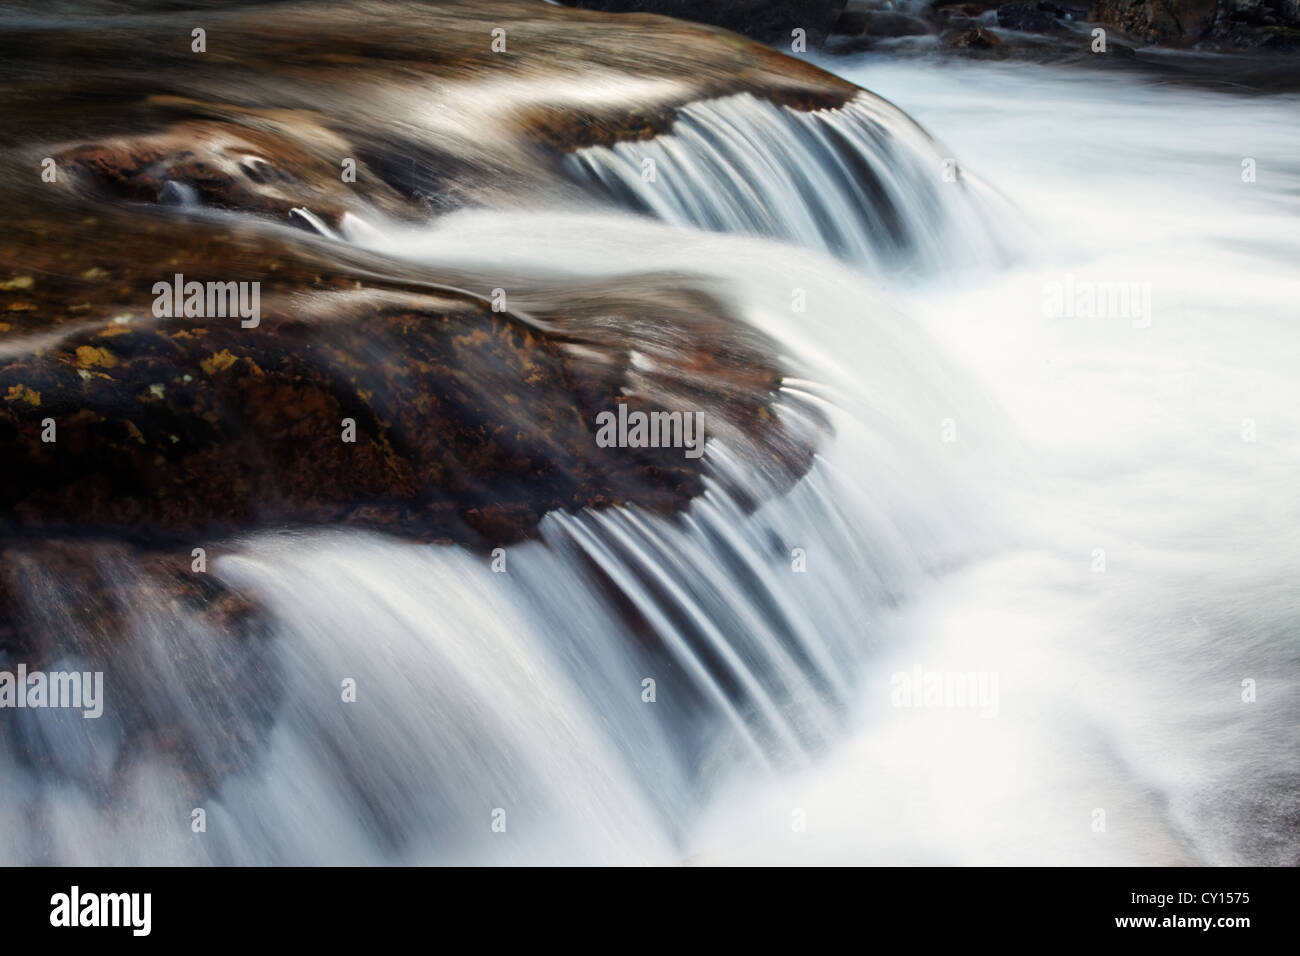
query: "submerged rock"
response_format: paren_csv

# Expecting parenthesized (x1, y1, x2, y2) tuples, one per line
(0, 539, 265, 668)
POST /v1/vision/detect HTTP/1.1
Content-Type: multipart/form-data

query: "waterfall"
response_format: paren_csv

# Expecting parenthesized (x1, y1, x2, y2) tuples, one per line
(5, 46, 1297, 866)
(0, 444, 985, 864)
(0, 202, 1002, 863)
(565, 93, 1016, 277)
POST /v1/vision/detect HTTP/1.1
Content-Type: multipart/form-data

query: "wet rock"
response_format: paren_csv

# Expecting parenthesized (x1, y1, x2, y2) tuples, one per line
(838, 1, 935, 35)
(997, 1, 1068, 30)
(0, 539, 264, 661)
(0, 537, 279, 792)
(0, 205, 814, 549)
(0, 0, 845, 555)
(831, 8, 936, 48)
(1088, 0, 1220, 44)
(0, 0, 858, 189)
(1208, 0, 1300, 47)
(58, 121, 411, 231)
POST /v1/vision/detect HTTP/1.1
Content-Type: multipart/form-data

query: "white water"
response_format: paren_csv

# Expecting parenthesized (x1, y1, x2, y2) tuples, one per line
(565, 93, 1014, 278)
(4, 60, 1297, 866)
(691, 60, 1300, 866)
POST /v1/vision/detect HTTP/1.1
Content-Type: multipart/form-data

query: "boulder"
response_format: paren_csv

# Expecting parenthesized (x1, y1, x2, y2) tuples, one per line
(1088, 0, 1220, 44)
(1209, 0, 1300, 46)
(0, 0, 842, 551)
(0, 206, 808, 549)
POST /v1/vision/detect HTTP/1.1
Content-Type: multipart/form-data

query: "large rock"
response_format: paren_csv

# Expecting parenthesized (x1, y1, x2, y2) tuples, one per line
(1089, 0, 1220, 43)
(0, 201, 810, 549)
(1209, 0, 1300, 46)
(1220, 0, 1300, 22)
(0, 0, 844, 553)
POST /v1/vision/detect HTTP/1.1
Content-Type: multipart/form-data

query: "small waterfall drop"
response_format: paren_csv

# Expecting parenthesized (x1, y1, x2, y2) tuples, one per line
(565, 93, 1015, 277)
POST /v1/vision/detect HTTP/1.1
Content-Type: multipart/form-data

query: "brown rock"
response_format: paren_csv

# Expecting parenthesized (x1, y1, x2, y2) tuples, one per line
(1089, 0, 1220, 44)
(0, 0, 848, 554)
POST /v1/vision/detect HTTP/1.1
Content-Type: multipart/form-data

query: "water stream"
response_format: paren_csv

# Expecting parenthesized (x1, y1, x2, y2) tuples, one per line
(2, 55, 1296, 866)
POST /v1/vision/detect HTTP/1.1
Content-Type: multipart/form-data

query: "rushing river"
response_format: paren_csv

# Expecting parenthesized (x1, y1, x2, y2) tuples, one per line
(692, 58, 1300, 866)
(2, 50, 1296, 865)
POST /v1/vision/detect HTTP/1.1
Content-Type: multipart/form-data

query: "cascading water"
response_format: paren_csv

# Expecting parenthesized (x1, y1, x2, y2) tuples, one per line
(0, 207, 1001, 862)
(565, 92, 1017, 277)
(3, 49, 1297, 867)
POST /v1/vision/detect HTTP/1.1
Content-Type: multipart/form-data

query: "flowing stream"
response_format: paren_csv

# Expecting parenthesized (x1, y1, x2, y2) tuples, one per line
(2, 55, 1297, 865)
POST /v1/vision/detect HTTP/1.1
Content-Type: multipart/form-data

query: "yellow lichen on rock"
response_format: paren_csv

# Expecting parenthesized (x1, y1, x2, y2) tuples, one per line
(75, 345, 119, 368)
(4, 384, 40, 406)
(200, 349, 240, 374)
